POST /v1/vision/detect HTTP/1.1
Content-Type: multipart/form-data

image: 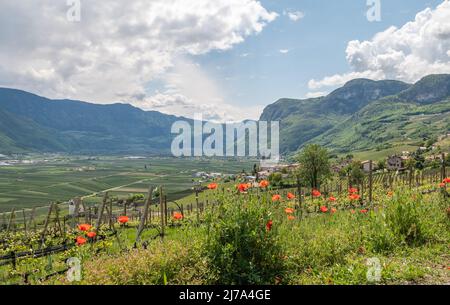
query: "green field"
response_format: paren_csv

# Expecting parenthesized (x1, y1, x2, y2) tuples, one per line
(0, 155, 255, 213)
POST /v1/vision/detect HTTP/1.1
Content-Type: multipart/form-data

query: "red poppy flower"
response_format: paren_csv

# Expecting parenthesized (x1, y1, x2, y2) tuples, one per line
(259, 180, 269, 188)
(207, 183, 218, 190)
(443, 177, 450, 184)
(287, 215, 295, 221)
(237, 183, 248, 193)
(87, 231, 97, 239)
(387, 191, 394, 196)
(76, 236, 87, 246)
(328, 196, 337, 202)
(439, 182, 446, 188)
(285, 208, 294, 214)
(173, 212, 183, 220)
(330, 207, 337, 214)
(78, 224, 92, 232)
(349, 194, 361, 201)
(272, 194, 281, 202)
(118, 216, 129, 224)
(312, 189, 321, 197)
(350, 209, 356, 214)
(320, 206, 328, 213)
(360, 209, 368, 214)
(349, 187, 358, 194)
(266, 220, 273, 231)
(287, 192, 296, 200)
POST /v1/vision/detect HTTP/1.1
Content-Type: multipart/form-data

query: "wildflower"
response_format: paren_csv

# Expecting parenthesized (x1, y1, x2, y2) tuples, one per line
(259, 180, 269, 188)
(328, 196, 337, 202)
(285, 208, 294, 214)
(387, 191, 394, 196)
(272, 194, 281, 202)
(287, 215, 295, 221)
(173, 212, 183, 220)
(87, 231, 97, 239)
(76, 236, 87, 246)
(439, 182, 446, 188)
(207, 183, 218, 190)
(287, 192, 296, 200)
(320, 206, 328, 213)
(118, 216, 129, 224)
(331, 207, 337, 214)
(443, 177, 450, 184)
(78, 224, 92, 232)
(266, 220, 273, 231)
(360, 209, 368, 214)
(349, 194, 361, 201)
(312, 189, 321, 197)
(237, 183, 248, 193)
(349, 187, 358, 194)
(350, 209, 356, 214)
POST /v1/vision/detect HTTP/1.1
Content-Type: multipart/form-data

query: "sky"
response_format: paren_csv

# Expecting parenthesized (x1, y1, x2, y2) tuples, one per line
(0, 0, 449, 122)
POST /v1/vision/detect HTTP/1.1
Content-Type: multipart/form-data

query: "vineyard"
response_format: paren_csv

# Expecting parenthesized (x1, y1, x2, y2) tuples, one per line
(0, 162, 449, 285)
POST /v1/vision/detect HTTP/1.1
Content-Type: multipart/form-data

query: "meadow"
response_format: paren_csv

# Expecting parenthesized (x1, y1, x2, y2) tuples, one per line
(0, 155, 255, 213)
(0, 174, 449, 285)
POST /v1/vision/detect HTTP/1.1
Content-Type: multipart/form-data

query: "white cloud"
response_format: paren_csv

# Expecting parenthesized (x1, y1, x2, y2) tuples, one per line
(305, 91, 327, 99)
(279, 49, 290, 54)
(284, 10, 305, 22)
(0, 0, 277, 121)
(139, 57, 264, 122)
(309, 2, 450, 90)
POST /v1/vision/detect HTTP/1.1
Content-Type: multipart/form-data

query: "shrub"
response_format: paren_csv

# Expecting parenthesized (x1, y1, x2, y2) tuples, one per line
(204, 195, 285, 284)
(384, 191, 431, 246)
(60, 231, 211, 285)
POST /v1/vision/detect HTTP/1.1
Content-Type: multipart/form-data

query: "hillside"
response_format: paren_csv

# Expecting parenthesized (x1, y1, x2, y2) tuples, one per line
(0, 88, 183, 154)
(260, 74, 450, 155)
(310, 75, 450, 154)
(260, 79, 411, 154)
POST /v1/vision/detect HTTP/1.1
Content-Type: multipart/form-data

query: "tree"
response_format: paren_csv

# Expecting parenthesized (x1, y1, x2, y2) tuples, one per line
(296, 144, 331, 189)
(377, 160, 386, 171)
(347, 161, 364, 186)
(268, 172, 283, 187)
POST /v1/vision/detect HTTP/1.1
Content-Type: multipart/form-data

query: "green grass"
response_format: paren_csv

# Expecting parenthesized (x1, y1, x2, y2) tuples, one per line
(0, 155, 255, 213)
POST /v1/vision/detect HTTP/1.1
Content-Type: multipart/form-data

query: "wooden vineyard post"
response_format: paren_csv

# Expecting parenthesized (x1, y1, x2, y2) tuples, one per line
(21, 209, 27, 234)
(6, 208, 16, 233)
(409, 168, 413, 190)
(441, 153, 446, 181)
(95, 193, 108, 232)
(72, 198, 81, 229)
(135, 186, 153, 247)
(296, 175, 302, 219)
(164, 194, 168, 226)
(195, 187, 200, 224)
(108, 199, 113, 230)
(54, 204, 63, 237)
(27, 208, 35, 232)
(81, 200, 89, 224)
(159, 186, 165, 239)
(1, 213, 6, 231)
(40, 203, 54, 248)
(368, 160, 373, 204)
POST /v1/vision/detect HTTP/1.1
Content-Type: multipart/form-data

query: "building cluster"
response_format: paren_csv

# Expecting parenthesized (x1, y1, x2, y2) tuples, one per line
(257, 163, 300, 180)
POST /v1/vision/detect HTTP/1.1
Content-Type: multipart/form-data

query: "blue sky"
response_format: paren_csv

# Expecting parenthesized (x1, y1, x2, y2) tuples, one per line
(182, 0, 443, 113)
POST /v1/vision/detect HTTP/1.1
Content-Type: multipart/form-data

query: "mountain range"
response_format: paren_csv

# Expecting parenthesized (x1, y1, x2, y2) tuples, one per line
(0, 74, 450, 156)
(260, 74, 450, 155)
